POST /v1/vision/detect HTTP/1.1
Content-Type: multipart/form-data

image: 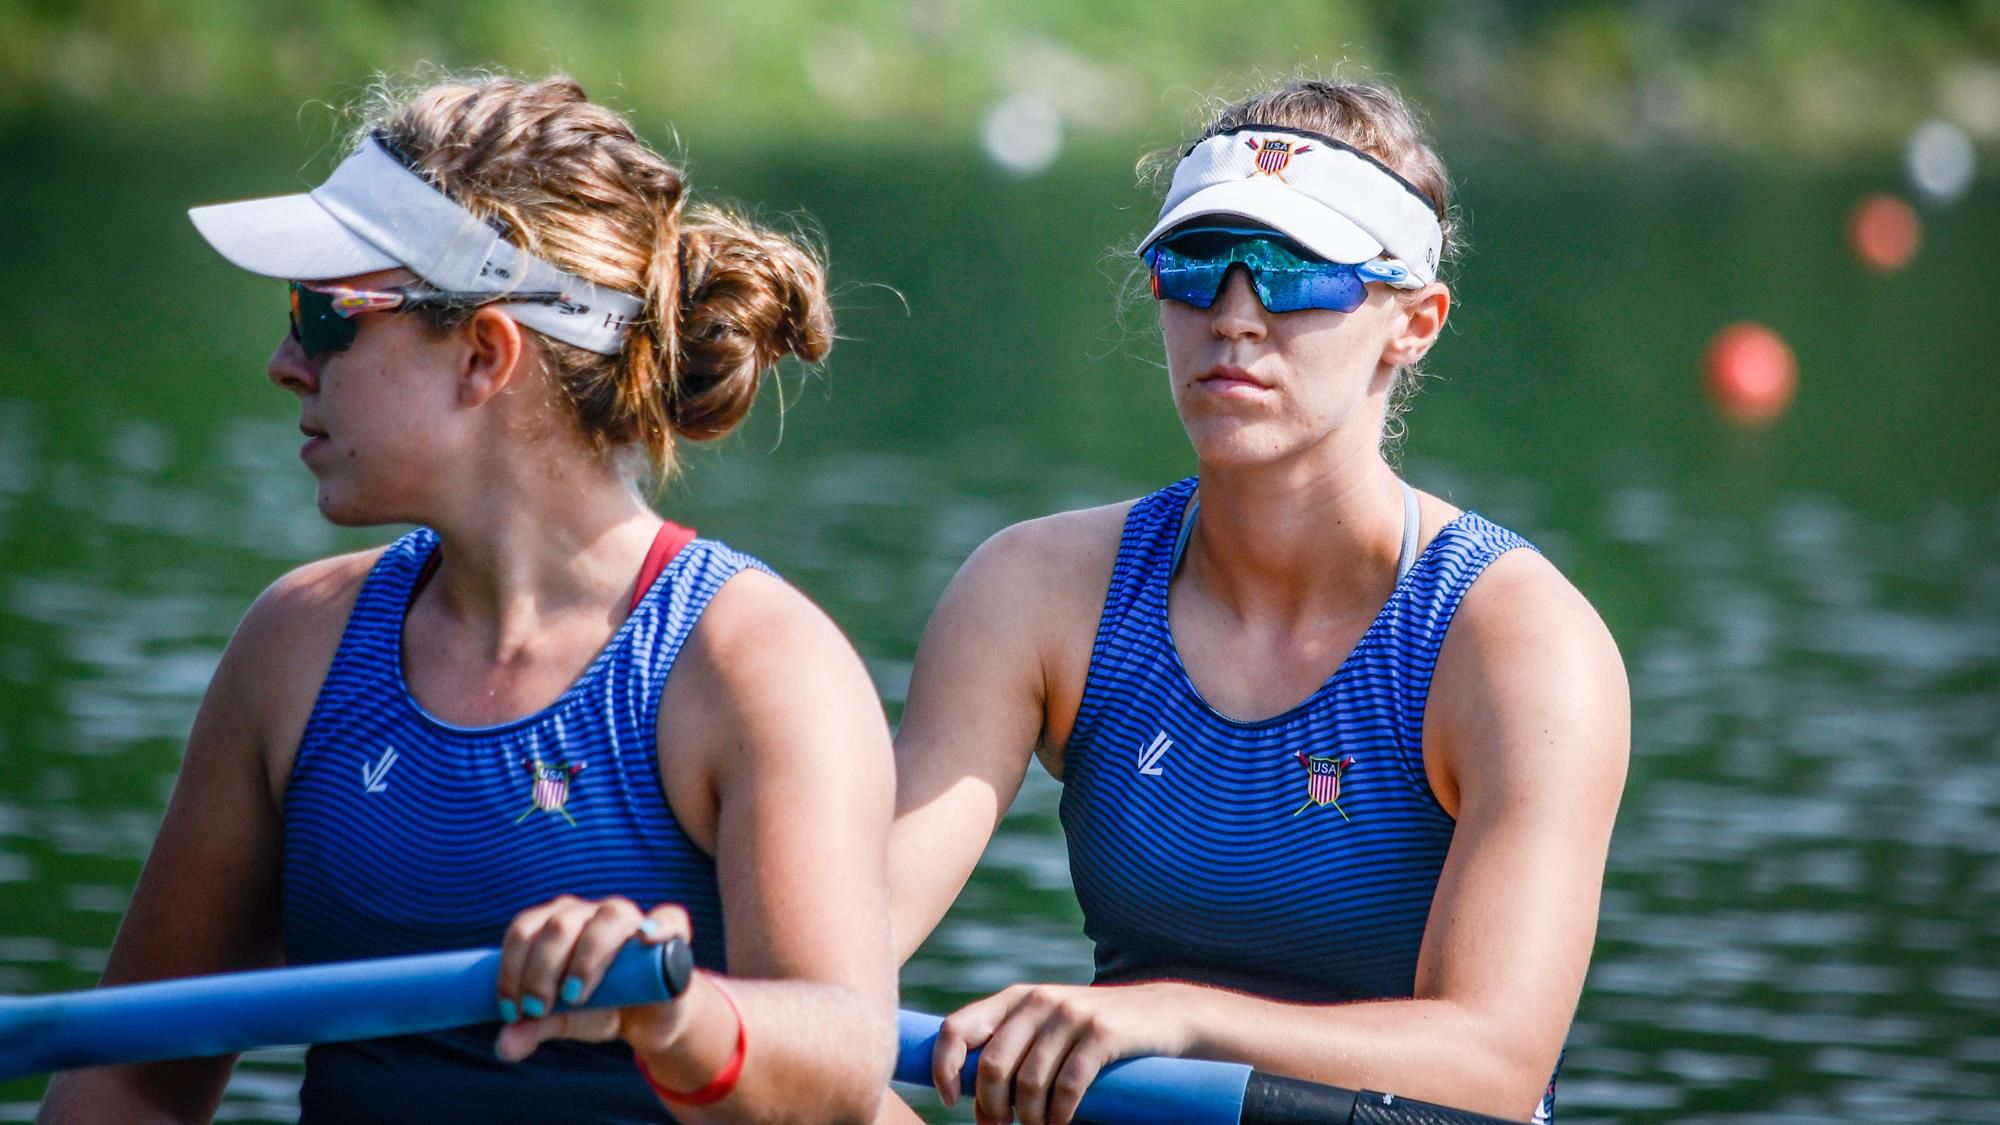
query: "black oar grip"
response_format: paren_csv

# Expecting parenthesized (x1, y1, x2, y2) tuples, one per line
(1242, 1072, 1523, 1125)
(659, 936, 694, 999)
(1347, 1090, 1523, 1125)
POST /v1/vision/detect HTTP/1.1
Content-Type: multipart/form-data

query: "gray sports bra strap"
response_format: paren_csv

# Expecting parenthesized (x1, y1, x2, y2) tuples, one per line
(1396, 477, 1420, 580)
(1172, 478, 1423, 580)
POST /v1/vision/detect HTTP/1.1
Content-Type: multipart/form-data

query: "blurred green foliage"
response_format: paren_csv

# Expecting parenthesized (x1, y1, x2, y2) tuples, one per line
(2, 0, 1997, 155)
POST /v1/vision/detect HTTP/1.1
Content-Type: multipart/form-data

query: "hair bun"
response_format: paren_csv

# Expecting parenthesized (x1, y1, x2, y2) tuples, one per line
(666, 205, 833, 439)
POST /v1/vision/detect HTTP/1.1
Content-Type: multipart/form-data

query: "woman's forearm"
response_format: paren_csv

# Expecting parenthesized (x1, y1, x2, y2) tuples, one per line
(35, 1058, 235, 1125)
(634, 975, 894, 1125)
(870, 1091, 930, 1123)
(1174, 986, 1553, 1121)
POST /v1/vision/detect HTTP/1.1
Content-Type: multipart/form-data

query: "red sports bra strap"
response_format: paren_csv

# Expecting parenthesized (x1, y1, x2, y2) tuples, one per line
(410, 522, 693, 614)
(633, 520, 698, 612)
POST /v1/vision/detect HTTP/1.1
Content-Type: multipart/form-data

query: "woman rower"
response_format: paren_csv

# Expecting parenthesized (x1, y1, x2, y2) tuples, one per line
(886, 78, 1629, 1124)
(39, 75, 895, 1124)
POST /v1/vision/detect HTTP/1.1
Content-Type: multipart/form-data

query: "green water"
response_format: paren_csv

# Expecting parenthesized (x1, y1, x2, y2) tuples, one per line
(1, 114, 1996, 1122)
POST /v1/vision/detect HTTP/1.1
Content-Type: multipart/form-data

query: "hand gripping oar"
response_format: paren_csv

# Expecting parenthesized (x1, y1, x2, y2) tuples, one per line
(894, 1009, 1522, 1125)
(0, 940, 694, 1081)
(0, 948, 1518, 1124)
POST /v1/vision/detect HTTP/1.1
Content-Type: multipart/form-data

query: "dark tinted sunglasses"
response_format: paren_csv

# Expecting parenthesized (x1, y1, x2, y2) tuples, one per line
(287, 281, 569, 356)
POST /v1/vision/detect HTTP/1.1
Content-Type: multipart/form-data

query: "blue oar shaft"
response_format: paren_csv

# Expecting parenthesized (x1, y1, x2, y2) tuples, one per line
(0, 943, 681, 1082)
(1, 952, 1515, 1123)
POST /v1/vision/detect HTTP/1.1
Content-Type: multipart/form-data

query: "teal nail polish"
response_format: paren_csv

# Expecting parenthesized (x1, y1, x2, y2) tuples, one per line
(638, 919, 661, 937)
(498, 999, 518, 1024)
(560, 977, 583, 1004)
(522, 996, 546, 1018)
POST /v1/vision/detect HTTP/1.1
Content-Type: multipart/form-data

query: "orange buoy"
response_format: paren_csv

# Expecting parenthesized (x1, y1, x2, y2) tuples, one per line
(1704, 322, 1797, 424)
(1849, 193, 1921, 273)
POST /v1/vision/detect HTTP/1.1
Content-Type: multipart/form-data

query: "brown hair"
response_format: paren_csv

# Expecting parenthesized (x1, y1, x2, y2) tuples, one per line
(358, 73, 832, 473)
(1167, 77, 1458, 450)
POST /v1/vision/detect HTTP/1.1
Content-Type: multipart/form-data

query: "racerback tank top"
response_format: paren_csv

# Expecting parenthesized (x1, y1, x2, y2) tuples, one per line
(1059, 477, 1561, 1121)
(282, 526, 768, 1123)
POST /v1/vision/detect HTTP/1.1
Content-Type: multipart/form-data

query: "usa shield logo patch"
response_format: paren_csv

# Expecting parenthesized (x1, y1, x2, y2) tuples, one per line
(1246, 136, 1313, 178)
(516, 756, 586, 827)
(1292, 751, 1355, 820)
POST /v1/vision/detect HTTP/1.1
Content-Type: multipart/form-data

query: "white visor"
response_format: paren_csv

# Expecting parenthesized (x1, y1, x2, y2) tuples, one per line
(1137, 126, 1444, 286)
(189, 136, 642, 354)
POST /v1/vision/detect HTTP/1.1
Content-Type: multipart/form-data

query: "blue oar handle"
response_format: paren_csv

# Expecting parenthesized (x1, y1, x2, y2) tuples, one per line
(0, 938, 691, 1082)
(893, 1010, 1253, 1125)
(892, 1011, 1521, 1125)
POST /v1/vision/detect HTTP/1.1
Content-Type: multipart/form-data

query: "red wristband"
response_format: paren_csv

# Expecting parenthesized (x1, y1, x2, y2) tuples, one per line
(635, 975, 746, 1107)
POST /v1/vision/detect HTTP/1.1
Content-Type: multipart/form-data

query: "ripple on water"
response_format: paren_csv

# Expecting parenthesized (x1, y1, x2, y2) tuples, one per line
(1605, 485, 1672, 544)
(0, 937, 62, 963)
(0, 853, 33, 884)
(44, 807, 160, 861)
(1559, 1076, 1684, 1111)
(106, 419, 170, 476)
(216, 1049, 304, 1122)
(59, 885, 128, 915)
(8, 576, 233, 752)
(1656, 1047, 1774, 1085)
(0, 400, 37, 502)
(215, 417, 341, 561)
(1778, 960, 1904, 997)
(1935, 964, 2000, 1004)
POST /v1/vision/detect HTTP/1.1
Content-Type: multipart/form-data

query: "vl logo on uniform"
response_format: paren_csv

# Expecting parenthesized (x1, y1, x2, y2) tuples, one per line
(360, 746, 398, 794)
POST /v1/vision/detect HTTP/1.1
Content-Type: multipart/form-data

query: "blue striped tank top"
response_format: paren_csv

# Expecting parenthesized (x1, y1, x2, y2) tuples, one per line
(282, 527, 768, 1124)
(1059, 477, 1560, 1120)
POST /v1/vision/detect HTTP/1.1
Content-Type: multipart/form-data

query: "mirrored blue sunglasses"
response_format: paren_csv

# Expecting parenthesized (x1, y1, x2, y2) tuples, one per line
(1145, 226, 1410, 315)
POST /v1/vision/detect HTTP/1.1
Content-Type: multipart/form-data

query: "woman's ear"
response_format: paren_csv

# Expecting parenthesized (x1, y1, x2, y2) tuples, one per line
(1381, 284, 1450, 368)
(458, 306, 528, 408)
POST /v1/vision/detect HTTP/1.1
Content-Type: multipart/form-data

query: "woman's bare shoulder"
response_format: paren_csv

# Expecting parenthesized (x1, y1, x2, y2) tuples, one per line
(953, 500, 1138, 614)
(936, 500, 1142, 757)
(1446, 546, 1618, 667)
(675, 566, 856, 682)
(1428, 544, 1629, 808)
(218, 548, 388, 774)
(236, 548, 384, 654)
